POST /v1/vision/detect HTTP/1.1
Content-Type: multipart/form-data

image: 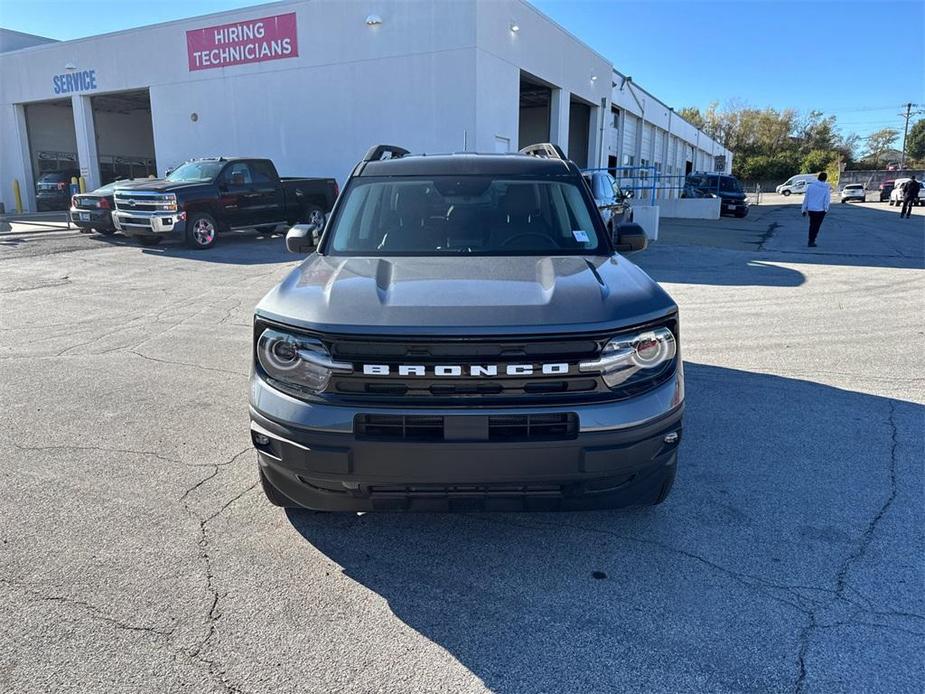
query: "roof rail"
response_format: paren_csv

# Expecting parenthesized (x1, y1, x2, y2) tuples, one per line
(363, 145, 410, 163)
(518, 143, 566, 160)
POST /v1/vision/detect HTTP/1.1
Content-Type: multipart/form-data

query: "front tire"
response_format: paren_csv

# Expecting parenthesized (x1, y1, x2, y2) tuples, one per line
(782, 190, 791, 197)
(302, 205, 325, 227)
(186, 213, 218, 250)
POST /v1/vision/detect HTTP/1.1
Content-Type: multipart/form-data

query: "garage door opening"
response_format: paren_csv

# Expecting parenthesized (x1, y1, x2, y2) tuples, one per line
(518, 74, 551, 150)
(91, 89, 156, 184)
(568, 97, 591, 169)
(24, 98, 80, 211)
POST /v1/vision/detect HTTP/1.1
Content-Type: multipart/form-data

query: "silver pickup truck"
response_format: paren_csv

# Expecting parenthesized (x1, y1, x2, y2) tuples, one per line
(249, 143, 683, 512)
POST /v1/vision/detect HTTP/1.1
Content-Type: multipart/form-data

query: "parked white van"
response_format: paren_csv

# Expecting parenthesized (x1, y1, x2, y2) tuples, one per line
(776, 174, 818, 196)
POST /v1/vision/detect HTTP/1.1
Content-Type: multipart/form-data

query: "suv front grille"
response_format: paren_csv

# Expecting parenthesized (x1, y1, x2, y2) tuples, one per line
(355, 413, 578, 442)
(326, 333, 611, 405)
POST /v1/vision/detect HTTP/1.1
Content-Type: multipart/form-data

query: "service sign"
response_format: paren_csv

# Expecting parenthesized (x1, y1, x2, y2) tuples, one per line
(186, 12, 298, 71)
(53, 69, 97, 94)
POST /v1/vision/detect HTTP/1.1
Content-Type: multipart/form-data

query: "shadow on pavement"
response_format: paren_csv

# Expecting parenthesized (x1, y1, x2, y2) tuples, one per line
(89, 230, 294, 265)
(285, 363, 923, 693)
(642, 202, 924, 287)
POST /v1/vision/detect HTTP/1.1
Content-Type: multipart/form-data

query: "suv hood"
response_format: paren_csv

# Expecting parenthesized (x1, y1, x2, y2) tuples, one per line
(256, 254, 677, 336)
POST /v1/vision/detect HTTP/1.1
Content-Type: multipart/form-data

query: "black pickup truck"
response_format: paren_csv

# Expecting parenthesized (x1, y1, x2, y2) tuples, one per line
(112, 157, 338, 249)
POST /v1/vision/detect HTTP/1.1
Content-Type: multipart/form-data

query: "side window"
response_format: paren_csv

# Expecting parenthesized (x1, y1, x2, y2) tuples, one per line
(224, 162, 253, 186)
(250, 160, 276, 184)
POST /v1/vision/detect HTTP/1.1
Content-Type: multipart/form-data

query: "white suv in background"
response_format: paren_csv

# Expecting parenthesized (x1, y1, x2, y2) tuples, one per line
(889, 178, 925, 206)
(840, 184, 866, 203)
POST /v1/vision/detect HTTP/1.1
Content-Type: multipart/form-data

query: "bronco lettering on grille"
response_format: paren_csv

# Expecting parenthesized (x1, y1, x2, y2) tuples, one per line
(361, 363, 570, 377)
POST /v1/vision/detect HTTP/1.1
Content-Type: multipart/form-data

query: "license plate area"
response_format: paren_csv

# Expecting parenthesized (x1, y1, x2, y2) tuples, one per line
(79, 212, 91, 221)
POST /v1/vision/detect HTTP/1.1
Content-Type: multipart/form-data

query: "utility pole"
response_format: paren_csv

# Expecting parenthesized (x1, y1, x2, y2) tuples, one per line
(899, 102, 923, 169)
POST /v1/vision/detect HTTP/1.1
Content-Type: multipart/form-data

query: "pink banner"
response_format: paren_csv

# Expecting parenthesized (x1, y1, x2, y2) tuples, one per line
(187, 12, 299, 72)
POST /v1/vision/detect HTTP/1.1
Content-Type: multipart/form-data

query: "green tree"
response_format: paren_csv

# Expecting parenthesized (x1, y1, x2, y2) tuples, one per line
(801, 149, 836, 174)
(905, 119, 925, 162)
(677, 106, 705, 130)
(865, 128, 900, 166)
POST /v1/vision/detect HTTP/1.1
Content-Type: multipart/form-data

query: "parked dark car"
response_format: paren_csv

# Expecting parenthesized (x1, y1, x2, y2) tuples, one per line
(685, 172, 748, 217)
(70, 180, 147, 235)
(112, 157, 339, 249)
(35, 169, 80, 211)
(582, 170, 632, 231)
(879, 180, 895, 202)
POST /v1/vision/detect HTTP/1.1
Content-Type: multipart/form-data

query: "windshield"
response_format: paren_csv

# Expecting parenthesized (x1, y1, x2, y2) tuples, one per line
(325, 175, 606, 256)
(166, 161, 224, 182)
(38, 172, 72, 183)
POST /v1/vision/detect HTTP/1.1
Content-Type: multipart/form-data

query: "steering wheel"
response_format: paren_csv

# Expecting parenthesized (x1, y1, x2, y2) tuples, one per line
(500, 232, 559, 250)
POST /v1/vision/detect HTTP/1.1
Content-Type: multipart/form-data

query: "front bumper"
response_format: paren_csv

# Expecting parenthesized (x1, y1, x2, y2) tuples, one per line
(112, 209, 185, 237)
(720, 199, 748, 215)
(69, 207, 115, 230)
(249, 366, 684, 512)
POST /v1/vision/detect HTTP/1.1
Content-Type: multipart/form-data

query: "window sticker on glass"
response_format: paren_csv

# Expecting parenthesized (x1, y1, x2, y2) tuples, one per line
(572, 230, 590, 244)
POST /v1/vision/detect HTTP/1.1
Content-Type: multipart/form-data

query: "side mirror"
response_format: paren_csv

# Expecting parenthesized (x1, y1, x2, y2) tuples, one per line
(286, 223, 319, 254)
(613, 222, 648, 253)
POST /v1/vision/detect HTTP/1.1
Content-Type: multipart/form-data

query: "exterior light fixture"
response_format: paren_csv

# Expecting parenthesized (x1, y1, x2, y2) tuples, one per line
(510, 21, 520, 32)
(366, 14, 383, 26)
(64, 63, 77, 71)
(591, 75, 598, 82)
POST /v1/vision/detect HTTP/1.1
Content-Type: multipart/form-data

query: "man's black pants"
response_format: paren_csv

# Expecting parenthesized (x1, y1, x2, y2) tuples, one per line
(901, 197, 917, 218)
(807, 211, 826, 244)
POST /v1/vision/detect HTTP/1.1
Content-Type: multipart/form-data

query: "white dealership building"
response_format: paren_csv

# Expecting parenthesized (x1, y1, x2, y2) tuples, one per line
(0, 0, 731, 212)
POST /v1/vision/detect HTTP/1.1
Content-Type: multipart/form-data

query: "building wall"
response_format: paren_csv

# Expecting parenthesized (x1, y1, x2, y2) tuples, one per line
(0, 0, 731, 212)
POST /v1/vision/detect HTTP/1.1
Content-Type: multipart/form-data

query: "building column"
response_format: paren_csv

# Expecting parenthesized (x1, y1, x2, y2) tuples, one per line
(549, 88, 570, 156)
(587, 98, 606, 170)
(72, 95, 100, 190)
(12, 104, 36, 212)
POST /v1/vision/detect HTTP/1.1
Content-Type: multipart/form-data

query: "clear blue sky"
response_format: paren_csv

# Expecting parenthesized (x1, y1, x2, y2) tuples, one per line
(2, 0, 923, 142)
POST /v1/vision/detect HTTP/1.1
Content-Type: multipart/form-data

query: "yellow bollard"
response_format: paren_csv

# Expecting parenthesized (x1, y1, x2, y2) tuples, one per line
(79, 176, 87, 193)
(12, 179, 23, 214)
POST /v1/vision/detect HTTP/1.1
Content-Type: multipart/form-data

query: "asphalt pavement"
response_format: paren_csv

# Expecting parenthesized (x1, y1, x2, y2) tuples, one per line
(0, 197, 922, 693)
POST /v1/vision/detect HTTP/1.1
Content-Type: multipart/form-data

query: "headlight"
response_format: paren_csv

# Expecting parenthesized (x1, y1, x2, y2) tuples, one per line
(256, 327, 352, 395)
(580, 326, 677, 391)
(155, 193, 178, 211)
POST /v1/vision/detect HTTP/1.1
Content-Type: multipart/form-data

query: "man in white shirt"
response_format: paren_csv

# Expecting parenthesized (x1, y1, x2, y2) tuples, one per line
(801, 172, 831, 247)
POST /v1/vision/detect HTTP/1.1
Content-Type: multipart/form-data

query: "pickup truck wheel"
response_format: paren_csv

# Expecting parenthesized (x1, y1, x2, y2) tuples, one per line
(136, 236, 162, 246)
(186, 213, 217, 249)
(302, 206, 325, 227)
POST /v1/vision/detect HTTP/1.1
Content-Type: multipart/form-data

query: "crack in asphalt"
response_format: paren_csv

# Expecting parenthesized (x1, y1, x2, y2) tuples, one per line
(794, 399, 902, 693)
(0, 577, 176, 637)
(178, 447, 255, 694)
(0, 276, 71, 294)
(6, 441, 184, 466)
(127, 348, 247, 377)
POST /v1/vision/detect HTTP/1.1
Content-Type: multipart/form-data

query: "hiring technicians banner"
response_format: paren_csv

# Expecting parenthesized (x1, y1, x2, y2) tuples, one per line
(186, 12, 299, 71)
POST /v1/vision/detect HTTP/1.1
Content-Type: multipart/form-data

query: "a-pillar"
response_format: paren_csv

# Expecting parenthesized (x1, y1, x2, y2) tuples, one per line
(72, 94, 100, 191)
